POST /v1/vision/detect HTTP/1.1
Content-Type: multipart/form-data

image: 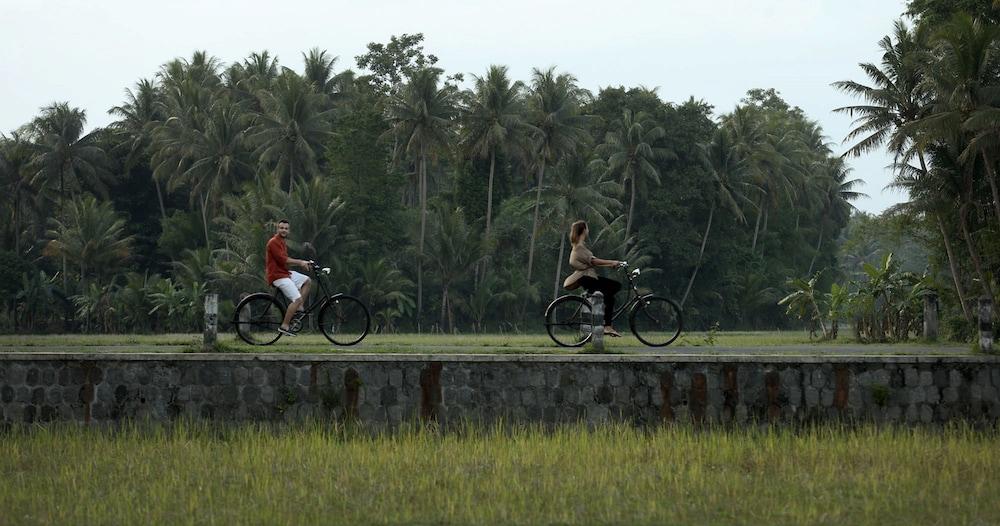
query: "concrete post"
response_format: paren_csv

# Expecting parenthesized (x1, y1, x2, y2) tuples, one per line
(980, 296, 994, 353)
(923, 293, 938, 342)
(590, 292, 605, 352)
(204, 293, 219, 351)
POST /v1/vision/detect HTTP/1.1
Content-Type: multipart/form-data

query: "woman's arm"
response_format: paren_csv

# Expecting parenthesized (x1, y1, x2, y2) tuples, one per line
(591, 257, 621, 268)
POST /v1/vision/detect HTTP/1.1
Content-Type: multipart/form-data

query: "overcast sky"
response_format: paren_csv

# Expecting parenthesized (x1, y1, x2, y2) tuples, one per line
(1, 0, 911, 213)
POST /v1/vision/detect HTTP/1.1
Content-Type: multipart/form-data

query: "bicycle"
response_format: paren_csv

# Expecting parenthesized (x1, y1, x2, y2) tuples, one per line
(232, 262, 370, 346)
(544, 262, 683, 347)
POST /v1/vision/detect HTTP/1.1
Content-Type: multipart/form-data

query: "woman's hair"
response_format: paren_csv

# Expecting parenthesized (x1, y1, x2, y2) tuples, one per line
(569, 220, 588, 245)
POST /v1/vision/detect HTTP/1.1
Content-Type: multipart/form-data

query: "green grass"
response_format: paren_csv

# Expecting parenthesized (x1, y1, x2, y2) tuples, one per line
(1, 422, 997, 525)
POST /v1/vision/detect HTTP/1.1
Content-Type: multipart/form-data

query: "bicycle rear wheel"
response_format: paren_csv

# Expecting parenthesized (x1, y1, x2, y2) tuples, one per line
(629, 295, 683, 347)
(545, 295, 595, 347)
(318, 294, 370, 346)
(234, 293, 284, 345)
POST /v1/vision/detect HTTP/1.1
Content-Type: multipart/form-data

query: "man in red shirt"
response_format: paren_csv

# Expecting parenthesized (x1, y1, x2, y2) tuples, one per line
(266, 219, 313, 335)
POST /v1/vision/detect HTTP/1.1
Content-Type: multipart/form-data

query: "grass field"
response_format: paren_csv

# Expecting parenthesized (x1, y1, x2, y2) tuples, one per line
(0, 330, 969, 355)
(1, 422, 997, 525)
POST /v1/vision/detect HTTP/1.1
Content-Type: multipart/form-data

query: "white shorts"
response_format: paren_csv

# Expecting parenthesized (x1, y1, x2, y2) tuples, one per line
(272, 271, 310, 303)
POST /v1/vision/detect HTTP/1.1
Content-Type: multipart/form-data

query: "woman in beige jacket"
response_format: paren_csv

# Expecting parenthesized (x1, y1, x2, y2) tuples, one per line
(562, 220, 624, 337)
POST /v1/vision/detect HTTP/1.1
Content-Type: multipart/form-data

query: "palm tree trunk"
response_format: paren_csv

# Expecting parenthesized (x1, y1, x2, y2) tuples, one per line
(200, 192, 211, 250)
(759, 208, 769, 259)
(417, 152, 427, 333)
(937, 214, 972, 325)
(625, 178, 636, 245)
(807, 225, 824, 276)
(526, 162, 546, 290)
(485, 151, 496, 243)
(981, 151, 1000, 228)
(154, 178, 167, 220)
(958, 202, 995, 300)
(751, 198, 763, 253)
(681, 203, 714, 307)
(441, 283, 448, 333)
(553, 232, 566, 301)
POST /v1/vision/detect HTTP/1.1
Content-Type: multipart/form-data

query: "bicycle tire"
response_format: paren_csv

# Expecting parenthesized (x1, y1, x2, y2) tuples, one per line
(629, 295, 683, 347)
(318, 294, 370, 346)
(233, 293, 284, 345)
(545, 295, 595, 347)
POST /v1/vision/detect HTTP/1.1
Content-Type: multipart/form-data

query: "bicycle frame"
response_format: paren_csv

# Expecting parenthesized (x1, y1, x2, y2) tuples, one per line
(583, 267, 647, 321)
(271, 266, 337, 314)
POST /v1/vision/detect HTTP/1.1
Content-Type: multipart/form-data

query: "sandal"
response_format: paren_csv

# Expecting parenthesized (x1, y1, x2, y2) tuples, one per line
(605, 328, 622, 337)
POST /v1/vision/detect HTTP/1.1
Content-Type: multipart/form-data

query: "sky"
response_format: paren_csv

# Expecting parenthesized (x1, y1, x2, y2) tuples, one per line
(1, 0, 911, 213)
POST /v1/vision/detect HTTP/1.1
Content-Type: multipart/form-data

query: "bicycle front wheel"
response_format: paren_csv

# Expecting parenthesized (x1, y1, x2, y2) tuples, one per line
(629, 295, 683, 347)
(545, 295, 595, 347)
(234, 293, 284, 345)
(319, 294, 370, 346)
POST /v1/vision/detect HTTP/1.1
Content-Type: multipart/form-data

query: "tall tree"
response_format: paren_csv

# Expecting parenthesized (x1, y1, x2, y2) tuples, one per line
(524, 67, 591, 300)
(461, 65, 530, 249)
(108, 78, 167, 218)
(251, 71, 334, 194)
(384, 67, 457, 330)
(27, 103, 111, 208)
(681, 127, 752, 307)
(594, 109, 670, 243)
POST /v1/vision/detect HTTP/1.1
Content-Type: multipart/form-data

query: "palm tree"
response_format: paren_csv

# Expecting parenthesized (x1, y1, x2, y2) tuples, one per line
(251, 71, 334, 194)
(461, 65, 530, 248)
(384, 67, 457, 330)
(0, 132, 42, 257)
(302, 48, 355, 104)
(724, 106, 794, 254)
(680, 127, 752, 307)
(108, 78, 167, 218)
(937, 15, 1000, 227)
(806, 157, 866, 275)
(593, 109, 671, 242)
(43, 194, 134, 287)
(524, 67, 591, 297)
(539, 154, 620, 301)
(424, 206, 484, 332)
(832, 19, 931, 164)
(167, 100, 255, 250)
(27, 103, 112, 207)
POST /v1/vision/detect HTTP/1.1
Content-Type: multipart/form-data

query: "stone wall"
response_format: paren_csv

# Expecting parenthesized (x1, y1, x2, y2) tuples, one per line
(1, 353, 999, 426)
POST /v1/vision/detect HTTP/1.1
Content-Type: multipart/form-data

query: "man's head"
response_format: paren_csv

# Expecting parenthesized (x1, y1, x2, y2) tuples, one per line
(276, 219, 290, 238)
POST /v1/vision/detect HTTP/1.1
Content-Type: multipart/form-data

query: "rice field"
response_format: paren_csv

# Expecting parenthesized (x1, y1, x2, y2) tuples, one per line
(1, 422, 997, 525)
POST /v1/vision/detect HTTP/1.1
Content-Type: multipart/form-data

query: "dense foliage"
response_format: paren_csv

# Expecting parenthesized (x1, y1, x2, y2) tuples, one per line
(7, 21, 966, 335)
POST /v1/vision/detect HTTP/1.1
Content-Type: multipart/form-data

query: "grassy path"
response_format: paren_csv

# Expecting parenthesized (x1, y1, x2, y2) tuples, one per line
(0, 331, 973, 355)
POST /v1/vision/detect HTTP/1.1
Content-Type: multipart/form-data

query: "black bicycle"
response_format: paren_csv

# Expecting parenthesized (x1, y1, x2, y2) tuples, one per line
(544, 262, 683, 347)
(232, 262, 370, 346)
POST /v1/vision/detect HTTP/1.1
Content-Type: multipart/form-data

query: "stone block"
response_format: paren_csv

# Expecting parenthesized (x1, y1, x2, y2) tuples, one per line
(904, 367, 919, 388)
(949, 370, 963, 388)
(804, 387, 819, 407)
(388, 369, 403, 388)
(943, 387, 959, 403)
(233, 367, 248, 385)
(811, 368, 825, 389)
(926, 386, 940, 404)
(7, 364, 26, 386)
(251, 367, 267, 386)
(26, 367, 39, 386)
(821, 389, 834, 407)
(919, 371, 933, 387)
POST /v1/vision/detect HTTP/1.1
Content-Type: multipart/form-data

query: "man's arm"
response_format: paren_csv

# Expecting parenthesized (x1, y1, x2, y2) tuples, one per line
(286, 256, 312, 270)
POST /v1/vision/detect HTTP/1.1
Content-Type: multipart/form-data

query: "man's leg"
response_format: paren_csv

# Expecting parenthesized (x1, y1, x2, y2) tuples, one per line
(282, 297, 303, 330)
(298, 278, 311, 311)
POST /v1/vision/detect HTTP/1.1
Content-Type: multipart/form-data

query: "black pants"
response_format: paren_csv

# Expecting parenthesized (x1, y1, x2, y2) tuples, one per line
(577, 276, 621, 326)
